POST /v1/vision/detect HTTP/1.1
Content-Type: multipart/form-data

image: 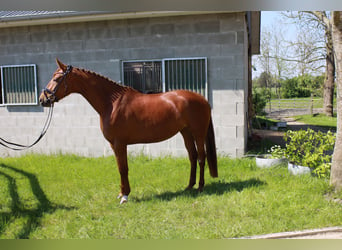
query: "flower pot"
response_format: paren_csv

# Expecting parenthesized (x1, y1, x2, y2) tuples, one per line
(270, 126, 278, 131)
(288, 162, 312, 175)
(276, 121, 287, 128)
(256, 154, 287, 168)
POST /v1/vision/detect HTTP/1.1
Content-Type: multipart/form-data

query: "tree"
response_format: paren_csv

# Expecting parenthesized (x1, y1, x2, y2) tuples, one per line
(270, 24, 291, 98)
(257, 71, 273, 88)
(331, 11, 342, 191)
(283, 11, 335, 116)
(257, 29, 272, 84)
(306, 12, 335, 117)
(291, 30, 324, 76)
(255, 25, 291, 99)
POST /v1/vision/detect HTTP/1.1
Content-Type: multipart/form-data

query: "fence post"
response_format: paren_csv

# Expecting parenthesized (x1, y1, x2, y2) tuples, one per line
(310, 93, 313, 116)
(269, 97, 271, 113)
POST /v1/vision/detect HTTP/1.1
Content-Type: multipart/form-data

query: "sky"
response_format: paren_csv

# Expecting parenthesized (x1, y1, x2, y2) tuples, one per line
(252, 11, 299, 79)
(261, 11, 297, 41)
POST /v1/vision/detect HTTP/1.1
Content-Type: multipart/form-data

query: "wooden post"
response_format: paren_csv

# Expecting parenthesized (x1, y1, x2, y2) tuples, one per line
(310, 93, 314, 116)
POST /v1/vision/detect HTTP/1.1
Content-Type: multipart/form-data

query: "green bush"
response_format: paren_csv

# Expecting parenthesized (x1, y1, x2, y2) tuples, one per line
(284, 129, 336, 178)
(268, 145, 286, 159)
(281, 77, 311, 98)
(252, 87, 270, 115)
(281, 74, 324, 98)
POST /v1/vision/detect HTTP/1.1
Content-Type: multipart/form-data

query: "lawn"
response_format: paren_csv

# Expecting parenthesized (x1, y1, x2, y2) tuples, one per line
(294, 113, 337, 130)
(1, 154, 342, 239)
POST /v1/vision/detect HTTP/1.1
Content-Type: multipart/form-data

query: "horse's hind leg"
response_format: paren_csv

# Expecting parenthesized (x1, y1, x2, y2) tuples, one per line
(181, 129, 198, 190)
(195, 138, 206, 192)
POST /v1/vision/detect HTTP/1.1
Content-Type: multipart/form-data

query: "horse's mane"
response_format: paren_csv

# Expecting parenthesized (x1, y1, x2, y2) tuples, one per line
(78, 67, 136, 93)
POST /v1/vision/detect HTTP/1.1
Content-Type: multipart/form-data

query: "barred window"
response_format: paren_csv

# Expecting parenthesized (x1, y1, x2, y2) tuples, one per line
(163, 58, 207, 98)
(0, 64, 38, 105)
(123, 61, 162, 94)
(122, 57, 207, 98)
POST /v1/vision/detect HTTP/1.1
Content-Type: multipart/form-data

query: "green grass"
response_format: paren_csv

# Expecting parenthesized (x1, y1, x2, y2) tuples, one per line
(294, 113, 337, 130)
(1, 154, 342, 239)
(252, 116, 281, 130)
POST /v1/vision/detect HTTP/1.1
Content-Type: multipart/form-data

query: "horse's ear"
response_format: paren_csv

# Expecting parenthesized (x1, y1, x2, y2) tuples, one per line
(56, 58, 67, 72)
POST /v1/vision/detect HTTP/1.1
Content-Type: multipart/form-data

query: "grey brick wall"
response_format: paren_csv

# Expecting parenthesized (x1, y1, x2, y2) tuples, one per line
(0, 12, 248, 158)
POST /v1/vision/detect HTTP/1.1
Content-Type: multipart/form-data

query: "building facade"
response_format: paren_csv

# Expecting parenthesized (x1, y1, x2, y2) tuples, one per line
(0, 11, 260, 158)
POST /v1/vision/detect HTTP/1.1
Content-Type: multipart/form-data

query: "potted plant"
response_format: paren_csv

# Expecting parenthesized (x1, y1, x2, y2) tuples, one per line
(256, 145, 287, 168)
(284, 129, 336, 177)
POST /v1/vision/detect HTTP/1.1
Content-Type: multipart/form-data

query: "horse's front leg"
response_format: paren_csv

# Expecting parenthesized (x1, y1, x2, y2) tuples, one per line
(111, 143, 130, 204)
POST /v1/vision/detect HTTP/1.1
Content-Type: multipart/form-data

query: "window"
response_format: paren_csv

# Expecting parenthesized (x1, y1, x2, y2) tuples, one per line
(163, 58, 207, 98)
(0, 64, 38, 105)
(122, 57, 207, 98)
(123, 61, 162, 94)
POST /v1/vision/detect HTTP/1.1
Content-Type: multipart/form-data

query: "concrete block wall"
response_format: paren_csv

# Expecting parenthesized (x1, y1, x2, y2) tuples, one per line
(0, 12, 248, 158)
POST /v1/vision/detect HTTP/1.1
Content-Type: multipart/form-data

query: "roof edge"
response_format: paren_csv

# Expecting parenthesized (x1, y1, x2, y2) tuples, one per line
(0, 11, 236, 28)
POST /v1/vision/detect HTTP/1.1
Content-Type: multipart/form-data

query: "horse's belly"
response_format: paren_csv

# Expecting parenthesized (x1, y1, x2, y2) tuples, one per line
(127, 121, 183, 144)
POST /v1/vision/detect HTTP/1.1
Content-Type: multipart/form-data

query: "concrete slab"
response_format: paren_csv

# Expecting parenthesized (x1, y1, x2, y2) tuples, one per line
(239, 227, 342, 239)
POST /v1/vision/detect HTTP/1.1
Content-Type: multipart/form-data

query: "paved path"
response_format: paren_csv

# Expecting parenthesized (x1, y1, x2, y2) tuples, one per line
(242, 227, 342, 239)
(252, 117, 335, 147)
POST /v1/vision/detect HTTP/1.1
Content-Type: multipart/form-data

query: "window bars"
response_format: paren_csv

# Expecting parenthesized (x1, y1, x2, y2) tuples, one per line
(0, 64, 38, 105)
(122, 57, 207, 98)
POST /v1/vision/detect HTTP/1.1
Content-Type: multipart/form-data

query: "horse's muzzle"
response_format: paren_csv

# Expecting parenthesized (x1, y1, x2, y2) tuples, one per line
(39, 97, 53, 107)
(39, 88, 57, 107)
(39, 90, 55, 107)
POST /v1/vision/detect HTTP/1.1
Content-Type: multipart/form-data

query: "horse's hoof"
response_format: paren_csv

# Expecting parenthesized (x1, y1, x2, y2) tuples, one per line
(117, 193, 123, 199)
(186, 184, 195, 190)
(197, 187, 204, 193)
(120, 195, 128, 204)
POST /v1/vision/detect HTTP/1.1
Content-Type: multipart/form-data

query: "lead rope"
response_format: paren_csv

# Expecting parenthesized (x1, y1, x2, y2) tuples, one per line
(0, 104, 54, 151)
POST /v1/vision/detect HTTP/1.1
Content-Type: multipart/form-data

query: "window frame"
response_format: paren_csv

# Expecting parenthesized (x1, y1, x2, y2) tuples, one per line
(122, 59, 163, 94)
(0, 64, 38, 106)
(122, 57, 208, 98)
(162, 57, 208, 99)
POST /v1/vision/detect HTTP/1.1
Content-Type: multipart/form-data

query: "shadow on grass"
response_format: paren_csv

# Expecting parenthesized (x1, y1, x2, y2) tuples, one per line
(287, 122, 336, 133)
(134, 178, 266, 202)
(0, 163, 76, 239)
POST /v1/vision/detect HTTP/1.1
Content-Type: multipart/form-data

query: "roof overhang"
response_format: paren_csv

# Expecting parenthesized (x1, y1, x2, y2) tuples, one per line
(247, 11, 261, 55)
(0, 11, 231, 28)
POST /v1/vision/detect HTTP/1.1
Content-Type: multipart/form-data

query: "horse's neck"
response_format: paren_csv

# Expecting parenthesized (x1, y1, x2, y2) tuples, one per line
(73, 70, 128, 116)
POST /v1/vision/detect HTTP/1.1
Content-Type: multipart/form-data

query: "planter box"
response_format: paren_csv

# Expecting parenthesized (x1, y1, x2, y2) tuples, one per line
(270, 126, 278, 131)
(256, 155, 287, 168)
(288, 162, 312, 175)
(276, 122, 287, 128)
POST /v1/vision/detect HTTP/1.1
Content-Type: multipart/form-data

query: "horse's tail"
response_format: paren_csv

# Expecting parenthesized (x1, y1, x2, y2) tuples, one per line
(206, 116, 218, 178)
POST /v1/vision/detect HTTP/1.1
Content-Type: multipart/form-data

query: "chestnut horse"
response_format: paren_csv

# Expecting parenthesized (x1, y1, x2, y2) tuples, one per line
(39, 59, 218, 204)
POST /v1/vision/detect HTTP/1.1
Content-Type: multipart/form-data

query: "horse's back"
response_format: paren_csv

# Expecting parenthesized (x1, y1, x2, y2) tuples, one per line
(172, 90, 210, 115)
(108, 89, 211, 144)
(163, 90, 210, 110)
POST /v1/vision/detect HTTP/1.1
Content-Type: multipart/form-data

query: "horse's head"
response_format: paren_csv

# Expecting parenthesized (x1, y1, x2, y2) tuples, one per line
(39, 59, 73, 107)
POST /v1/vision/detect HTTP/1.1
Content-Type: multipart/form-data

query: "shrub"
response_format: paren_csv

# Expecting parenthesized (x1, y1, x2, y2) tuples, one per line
(283, 129, 336, 178)
(281, 77, 311, 98)
(268, 145, 285, 159)
(252, 87, 270, 115)
(281, 74, 324, 98)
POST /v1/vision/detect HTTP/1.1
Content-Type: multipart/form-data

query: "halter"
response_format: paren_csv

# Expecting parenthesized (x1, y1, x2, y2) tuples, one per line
(42, 65, 73, 103)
